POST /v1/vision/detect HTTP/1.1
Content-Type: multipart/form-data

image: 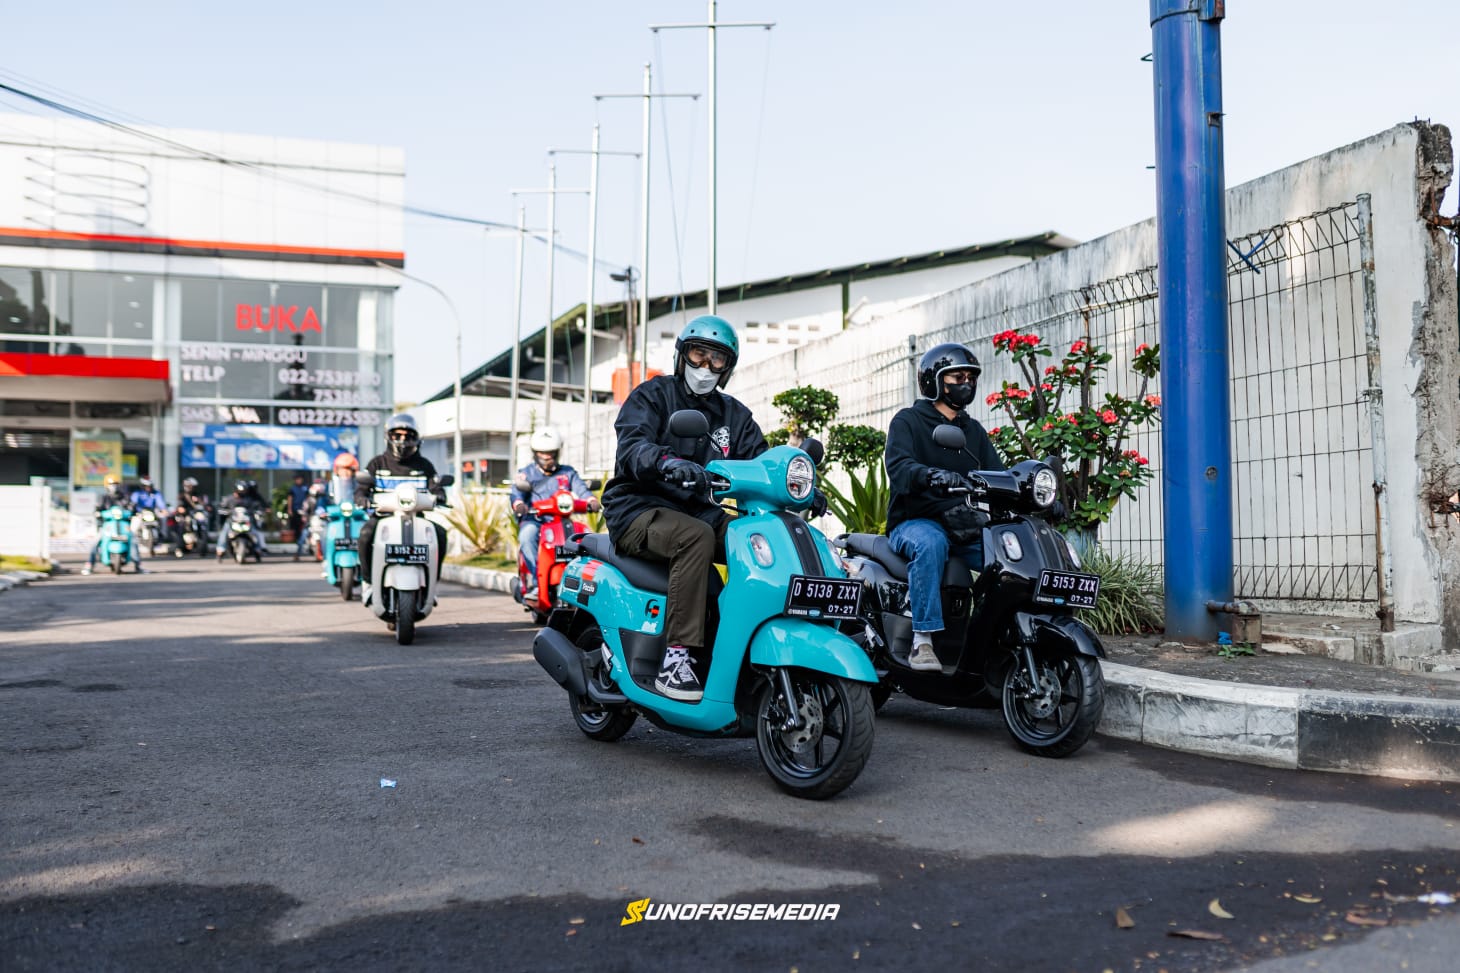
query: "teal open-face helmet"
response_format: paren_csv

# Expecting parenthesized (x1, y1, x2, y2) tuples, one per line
(673, 315, 740, 392)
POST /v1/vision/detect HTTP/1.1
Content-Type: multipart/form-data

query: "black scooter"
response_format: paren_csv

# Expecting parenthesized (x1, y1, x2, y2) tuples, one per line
(832, 424, 1106, 758)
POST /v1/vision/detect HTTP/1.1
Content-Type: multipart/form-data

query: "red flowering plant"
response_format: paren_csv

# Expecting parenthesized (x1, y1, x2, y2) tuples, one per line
(984, 330, 1161, 532)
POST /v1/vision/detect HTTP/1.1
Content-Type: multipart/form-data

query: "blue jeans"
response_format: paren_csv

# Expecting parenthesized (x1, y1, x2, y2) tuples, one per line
(517, 519, 540, 579)
(888, 518, 982, 633)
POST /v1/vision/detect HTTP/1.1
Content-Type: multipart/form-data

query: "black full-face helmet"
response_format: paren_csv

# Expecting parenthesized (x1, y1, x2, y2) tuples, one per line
(917, 343, 982, 407)
(386, 413, 421, 460)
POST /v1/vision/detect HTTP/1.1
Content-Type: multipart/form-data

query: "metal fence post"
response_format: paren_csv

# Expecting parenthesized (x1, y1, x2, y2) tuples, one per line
(1357, 193, 1396, 632)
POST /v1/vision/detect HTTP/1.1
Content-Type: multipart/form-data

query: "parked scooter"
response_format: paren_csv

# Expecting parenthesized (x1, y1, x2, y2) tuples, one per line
(533, 410, 877, 800)
(99, 506, 135, 575)
(356, 471, 453, 645)
(173, 506, 211, 558)
(226, 507, 264, 564)
(323, 498, 369, 600)
(832, 423, 1106, 758)
(511, 473, 601, 624)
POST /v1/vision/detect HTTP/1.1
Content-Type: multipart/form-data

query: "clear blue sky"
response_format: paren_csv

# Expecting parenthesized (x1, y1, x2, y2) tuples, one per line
(5, 1, 1458, 402)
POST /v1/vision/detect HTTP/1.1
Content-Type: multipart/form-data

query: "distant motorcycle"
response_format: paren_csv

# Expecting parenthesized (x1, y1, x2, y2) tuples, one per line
(323, 499, 368, 600)
(99, 507, 134, 575)
(357, 471, 454, 645)
(173, 506, 211, 558)
(132, 508, 162, 557)
(226, 507, 264, 564)
(511, 473, 600, 625)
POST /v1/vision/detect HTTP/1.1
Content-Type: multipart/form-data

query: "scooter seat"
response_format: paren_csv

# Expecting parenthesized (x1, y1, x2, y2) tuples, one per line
(839, 533, 975, 587)
(575, 533, 670, 594)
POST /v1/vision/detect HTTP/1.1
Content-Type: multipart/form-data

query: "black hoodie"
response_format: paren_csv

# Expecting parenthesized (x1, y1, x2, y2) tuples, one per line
(884, 399, 1004, 533)
(601, 374, 768, 538)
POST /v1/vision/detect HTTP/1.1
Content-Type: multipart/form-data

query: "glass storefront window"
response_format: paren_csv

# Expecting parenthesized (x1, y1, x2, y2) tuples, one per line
(180, 278, 219, 342)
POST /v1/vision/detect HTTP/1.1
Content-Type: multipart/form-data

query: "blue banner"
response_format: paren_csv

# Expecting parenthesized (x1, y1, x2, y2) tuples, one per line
(180, 424, 359, 471)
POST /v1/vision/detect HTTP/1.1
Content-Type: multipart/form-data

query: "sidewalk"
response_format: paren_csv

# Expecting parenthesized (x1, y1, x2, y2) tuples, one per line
(1100, 622, 1460, 782)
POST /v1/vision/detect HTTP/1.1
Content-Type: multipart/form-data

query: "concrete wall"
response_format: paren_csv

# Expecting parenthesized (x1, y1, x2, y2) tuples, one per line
(0, 486, 51, 559)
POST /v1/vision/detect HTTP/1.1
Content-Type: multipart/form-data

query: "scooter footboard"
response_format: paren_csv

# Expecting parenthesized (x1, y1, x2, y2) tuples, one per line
(748, 619, 879, 684)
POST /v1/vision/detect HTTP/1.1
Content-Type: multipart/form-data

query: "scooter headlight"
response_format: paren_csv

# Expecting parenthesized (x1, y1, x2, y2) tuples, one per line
(397, 484, 418, 510)
(1032, 467, 1058, 508)
(557, 494, 575, 515)
(786, 455, 814, 501)
(340, 502, 354, 514)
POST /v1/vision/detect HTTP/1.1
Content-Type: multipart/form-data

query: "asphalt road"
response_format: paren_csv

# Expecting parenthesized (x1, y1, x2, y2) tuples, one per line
(3, 556, 1459, 972)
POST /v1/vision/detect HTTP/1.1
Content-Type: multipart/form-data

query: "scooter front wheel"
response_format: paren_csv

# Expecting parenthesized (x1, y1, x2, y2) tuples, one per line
(756, 670, 875, 800)
(1001, 652, 1104, 758)
(339, 566, 355, 601)
(568, 626, 637, 741)
(396, 589, 417, 645)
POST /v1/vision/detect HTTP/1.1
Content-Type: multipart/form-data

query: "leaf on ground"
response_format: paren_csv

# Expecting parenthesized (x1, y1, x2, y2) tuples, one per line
(1345, 911, 1390, 927)
(1293, 894, 1322, 904)
(1208, 899, 1235, 919)
(631, 836, 644, 844)
(1115, 907, 1136, 929)
(1168, 929, 1228, 942)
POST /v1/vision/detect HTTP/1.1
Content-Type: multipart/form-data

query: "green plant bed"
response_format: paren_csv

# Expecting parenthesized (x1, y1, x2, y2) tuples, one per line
(0, 555, 51, 573)
(450, 552, 517, 573)
(1078, 546, 1164, 636)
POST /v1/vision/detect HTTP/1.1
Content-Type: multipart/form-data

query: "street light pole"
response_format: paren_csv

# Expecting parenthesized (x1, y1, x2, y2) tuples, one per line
(376, 263, 463, 487)
(597, 67, 697, 388)
(508, 202, 526, 477)
(651, 2, 773, 316)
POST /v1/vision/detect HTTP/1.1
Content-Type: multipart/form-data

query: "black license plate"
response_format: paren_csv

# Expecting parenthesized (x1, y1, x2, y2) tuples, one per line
(335, 538, 356, 551)
(554, 545, 576, 562)
(384, 544, 430, 565)
(784, 575, 863, 620)
(1035, 569, 1100, 608)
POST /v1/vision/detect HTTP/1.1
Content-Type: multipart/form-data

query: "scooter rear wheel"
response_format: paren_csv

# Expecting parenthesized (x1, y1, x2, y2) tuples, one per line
(396, 589, 417, 645)
(756, 671, 875, 800)
(339, 566, 355, 601)
(1001, 652, 1104, 758)
(568, 626, 637, 741)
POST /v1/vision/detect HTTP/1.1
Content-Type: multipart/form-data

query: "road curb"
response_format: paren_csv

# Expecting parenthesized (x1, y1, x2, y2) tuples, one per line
(1101, 661, 1460, 781)
(0, 570, 48, 594)
(440, 562, 516, 595)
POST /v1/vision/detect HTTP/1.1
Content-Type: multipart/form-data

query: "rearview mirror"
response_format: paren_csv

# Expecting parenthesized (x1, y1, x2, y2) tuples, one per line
(932, 424, 967, 452)
(586, 478, 603, 491)
(438, 474, 455, 488)
(800, 437, 825, 466)
(667, 409, 709, 439)
(354, 470, 376, 489)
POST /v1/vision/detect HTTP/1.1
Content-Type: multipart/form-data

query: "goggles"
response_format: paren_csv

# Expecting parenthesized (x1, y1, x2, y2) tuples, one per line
(684, 342, 731, 372)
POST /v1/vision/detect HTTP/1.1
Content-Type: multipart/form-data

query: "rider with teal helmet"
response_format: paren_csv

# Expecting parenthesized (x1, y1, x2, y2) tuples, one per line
(600, 315, 767, 701)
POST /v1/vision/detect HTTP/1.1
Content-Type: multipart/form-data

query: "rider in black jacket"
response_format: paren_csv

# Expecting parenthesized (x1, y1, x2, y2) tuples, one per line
(357, 413, 448, 596)
(601, 315, 771, 702)
(885, 343, 1005, 671)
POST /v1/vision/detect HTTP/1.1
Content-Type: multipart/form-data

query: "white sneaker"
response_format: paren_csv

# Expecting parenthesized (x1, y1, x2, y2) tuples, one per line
(907, 641, 942, 671)
(80, 566, 92, 576)
(361, 582, 373, 605)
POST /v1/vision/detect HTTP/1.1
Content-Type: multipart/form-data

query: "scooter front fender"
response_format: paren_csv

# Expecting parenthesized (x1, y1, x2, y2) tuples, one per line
(1016, 612, 1106, 659)
(384, 565, 424, 591)
(748, 618, 878, 684)
(333, 550, 359, 569)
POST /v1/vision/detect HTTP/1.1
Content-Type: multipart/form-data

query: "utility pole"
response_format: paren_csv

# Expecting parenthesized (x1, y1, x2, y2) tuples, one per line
(651, 1, 773, 315)
(1150, 0, 1233, 640)
(507, 203, 526, 477)
(597, 66, 696, 387)
(549, 131, 639, 468)
(510, 174, 588, 428)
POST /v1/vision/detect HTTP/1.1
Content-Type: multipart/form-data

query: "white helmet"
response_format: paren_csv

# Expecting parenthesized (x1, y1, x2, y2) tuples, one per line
(530, 428, 563, 453)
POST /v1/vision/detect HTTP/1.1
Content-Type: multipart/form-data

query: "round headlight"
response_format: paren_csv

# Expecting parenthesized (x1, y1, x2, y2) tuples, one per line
(558, 494, 575, 515)
(1032, 467, 1058, 508)
(786, 455, 815, 501)
(397, 484, 418, 509)
(340, 502, 354, 514)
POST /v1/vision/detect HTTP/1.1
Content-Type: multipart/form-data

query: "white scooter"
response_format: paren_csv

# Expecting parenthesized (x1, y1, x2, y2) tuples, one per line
(356, 471, 453, 645)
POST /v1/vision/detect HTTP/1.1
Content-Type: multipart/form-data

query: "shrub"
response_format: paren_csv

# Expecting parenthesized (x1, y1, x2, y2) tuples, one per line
(821, 423, 889, 534)
(1078, 546, 1164, 635)
(442, 490, 516, 558)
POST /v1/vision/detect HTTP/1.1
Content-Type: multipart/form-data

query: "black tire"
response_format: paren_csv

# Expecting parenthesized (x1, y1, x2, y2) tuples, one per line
(870, 683, 894, 713)
(110, 553, 122, 575)
(1001, 652, 1104, 758)
(233, 540, 246, 565)
(339, 566, 355, 601)
(395, 589, 416, 645)
(568, 626, 637, 741)
(756, 671, 875, 800)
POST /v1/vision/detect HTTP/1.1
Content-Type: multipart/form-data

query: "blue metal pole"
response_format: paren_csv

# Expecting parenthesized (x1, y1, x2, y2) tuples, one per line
(1150, 0, 1233, 640)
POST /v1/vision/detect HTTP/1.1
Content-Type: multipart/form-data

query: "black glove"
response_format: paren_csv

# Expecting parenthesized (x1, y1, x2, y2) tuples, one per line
(809, 489, 828, 518)
(1047, 500, 1067, 524)
(657, 456, 711, 495)
(925, 468, 966, 495)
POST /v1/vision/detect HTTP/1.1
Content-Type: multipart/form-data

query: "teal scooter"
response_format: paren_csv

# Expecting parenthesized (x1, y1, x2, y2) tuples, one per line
(533, 410, 878, 800)
(324, 500, 368, 600)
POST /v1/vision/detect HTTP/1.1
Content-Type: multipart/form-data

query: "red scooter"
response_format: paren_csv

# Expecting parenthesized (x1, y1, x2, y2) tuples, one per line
(510, 474, 599, 624)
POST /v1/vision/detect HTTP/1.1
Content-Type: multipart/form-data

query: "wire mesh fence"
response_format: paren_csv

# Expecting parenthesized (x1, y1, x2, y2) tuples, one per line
(726, 201, 1380, 607)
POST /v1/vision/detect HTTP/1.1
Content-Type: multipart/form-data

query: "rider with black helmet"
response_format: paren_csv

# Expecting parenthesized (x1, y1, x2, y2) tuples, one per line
(356, 413, 448, 601)
(601, 314, 779, 702)
(884, 342, 1005, 671)
(215, 478, 267, 560)
(171, 476, 214, 555)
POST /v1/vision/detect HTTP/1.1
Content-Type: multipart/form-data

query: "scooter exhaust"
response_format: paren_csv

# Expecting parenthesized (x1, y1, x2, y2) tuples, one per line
(533, 628, 588, 697)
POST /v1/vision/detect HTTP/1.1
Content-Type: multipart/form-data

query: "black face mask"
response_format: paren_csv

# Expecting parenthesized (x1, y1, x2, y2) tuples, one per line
(941, 382, 975, 409)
